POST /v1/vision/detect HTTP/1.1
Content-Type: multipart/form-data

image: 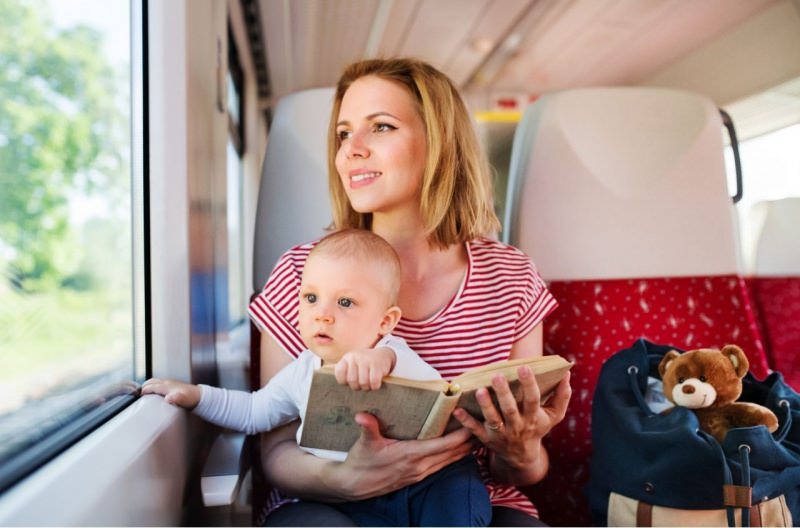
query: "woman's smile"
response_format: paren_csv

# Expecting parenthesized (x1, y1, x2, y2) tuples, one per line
(349, 169, 382, 188)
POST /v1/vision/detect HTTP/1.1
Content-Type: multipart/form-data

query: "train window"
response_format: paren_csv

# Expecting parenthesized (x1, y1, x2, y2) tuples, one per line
(727, 123, 800, 209)
(727, 122, 800, 271)
(0, 0, 145, 492)
(226, 27, 246, 328)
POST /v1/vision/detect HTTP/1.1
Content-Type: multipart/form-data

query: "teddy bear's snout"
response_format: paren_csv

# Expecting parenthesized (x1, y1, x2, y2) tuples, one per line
(672, 379, 716, 408)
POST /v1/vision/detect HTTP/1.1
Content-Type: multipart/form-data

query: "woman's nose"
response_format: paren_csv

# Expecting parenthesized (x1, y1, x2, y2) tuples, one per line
(345, 130, 370, 158)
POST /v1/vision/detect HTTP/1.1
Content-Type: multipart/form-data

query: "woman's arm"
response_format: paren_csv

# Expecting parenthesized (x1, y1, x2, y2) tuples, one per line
(453, 323, 572, 486)
(258, 331, 477, 502)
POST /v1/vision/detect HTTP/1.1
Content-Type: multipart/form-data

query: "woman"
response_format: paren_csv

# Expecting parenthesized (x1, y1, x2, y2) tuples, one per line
(249, 58, 572, 526)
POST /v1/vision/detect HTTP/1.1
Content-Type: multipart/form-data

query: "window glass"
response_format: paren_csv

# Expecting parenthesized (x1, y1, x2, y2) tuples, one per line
(0, 0, 143, 488)
(225, 29, 246, 328)
(226, 138, 245, 327)
(727, 123, 800, 271)
(726, 123, 800, 209)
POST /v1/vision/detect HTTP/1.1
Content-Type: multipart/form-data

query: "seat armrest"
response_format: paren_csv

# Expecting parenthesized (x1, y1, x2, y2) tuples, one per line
(201, 432, 248, 507)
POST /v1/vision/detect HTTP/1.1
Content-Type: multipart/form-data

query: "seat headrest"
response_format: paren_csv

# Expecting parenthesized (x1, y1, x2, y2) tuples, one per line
(253, 88, 335, 291)
(755, 197, 800, 276)
(504, 87, 742, 281)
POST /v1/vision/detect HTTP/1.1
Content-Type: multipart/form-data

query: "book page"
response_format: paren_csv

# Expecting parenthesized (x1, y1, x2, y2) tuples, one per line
(453, 357, 572, 421)
(454, 355, 572, 392)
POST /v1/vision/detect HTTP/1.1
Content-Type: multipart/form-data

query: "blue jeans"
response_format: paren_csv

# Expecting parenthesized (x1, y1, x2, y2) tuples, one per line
(335, 455, 491, 527)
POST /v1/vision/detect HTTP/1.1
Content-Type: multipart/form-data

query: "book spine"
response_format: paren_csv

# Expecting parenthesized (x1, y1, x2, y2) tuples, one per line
(417, 391, 461, 439)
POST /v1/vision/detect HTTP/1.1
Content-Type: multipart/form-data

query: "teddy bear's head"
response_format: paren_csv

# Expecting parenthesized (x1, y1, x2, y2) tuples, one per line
(658, 344, 748, 409)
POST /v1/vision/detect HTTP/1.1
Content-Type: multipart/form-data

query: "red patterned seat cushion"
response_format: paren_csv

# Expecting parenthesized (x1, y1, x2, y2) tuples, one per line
(522, 274, 768, 526)
(748, 277, 800, 391)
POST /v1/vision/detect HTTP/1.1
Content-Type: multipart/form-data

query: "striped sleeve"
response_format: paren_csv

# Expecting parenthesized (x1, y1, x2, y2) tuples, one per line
(514, 255, 558, 342)
(247, 246, 312, 359)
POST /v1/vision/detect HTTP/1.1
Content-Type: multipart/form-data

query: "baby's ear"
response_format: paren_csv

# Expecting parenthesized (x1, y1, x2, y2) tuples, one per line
(379, 305, 402, 335)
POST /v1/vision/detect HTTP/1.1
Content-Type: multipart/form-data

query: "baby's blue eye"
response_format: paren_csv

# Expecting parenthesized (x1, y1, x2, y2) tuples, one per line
(338, 298, 353, 308)
(304, 293, 317, 303)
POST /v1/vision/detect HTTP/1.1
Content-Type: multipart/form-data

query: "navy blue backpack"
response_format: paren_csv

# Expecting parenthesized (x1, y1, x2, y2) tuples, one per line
(589, 339, 800, 527)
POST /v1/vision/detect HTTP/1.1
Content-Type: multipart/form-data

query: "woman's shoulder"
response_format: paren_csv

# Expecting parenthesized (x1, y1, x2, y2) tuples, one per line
(265, 237, 323, 285)
(468, 237, 532, 263)
(275, 238, 321, 265)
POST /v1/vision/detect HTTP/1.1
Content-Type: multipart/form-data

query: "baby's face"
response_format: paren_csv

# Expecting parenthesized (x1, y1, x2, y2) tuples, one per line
(298, 254, 395, 364)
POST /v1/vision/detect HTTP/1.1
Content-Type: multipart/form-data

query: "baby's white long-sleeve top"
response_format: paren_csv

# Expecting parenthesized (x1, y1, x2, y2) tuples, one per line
(193, 334, 441, 460)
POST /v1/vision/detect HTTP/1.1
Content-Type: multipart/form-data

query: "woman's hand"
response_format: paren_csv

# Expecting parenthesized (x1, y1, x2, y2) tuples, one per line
(330, 412, 478, 499)
(262, 412, 477, 502)
(453, 366, 572, 486)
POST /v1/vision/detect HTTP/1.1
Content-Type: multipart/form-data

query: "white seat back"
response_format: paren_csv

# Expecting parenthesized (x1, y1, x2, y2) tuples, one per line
(252, 88, 334, 290)
(503, 87, 742, 281)
(754, 197, 800, 276)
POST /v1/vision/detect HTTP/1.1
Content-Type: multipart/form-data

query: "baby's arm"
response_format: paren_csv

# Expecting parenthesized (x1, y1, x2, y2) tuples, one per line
(141, 378, 201, 408)
(142, 361, 303, 434)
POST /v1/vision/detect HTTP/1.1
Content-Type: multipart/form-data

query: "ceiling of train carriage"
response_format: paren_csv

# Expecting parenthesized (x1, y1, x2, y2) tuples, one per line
(253, 0, 800, 137)
(257, 0, 775, 99)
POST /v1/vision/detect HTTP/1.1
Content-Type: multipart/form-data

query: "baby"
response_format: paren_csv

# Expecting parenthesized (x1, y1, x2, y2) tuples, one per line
(143, 228, 491, 526)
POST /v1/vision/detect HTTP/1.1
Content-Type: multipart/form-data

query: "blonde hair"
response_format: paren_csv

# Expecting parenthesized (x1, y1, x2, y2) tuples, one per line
(328, 58, 501, 248)
(308, 229, 401, 304)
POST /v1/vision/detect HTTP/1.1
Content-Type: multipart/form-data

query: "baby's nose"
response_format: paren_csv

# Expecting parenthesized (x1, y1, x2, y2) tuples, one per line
(315, 312, 333, 323)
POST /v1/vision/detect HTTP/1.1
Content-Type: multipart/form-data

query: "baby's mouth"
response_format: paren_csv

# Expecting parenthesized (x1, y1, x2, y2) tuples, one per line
(314, 332, 333, 344)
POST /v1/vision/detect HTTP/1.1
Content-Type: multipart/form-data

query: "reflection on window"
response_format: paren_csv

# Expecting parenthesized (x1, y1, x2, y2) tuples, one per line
(0, 0, 143, 488)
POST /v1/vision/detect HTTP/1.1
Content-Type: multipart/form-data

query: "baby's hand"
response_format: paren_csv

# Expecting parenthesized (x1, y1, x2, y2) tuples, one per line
(141, 378, 201, 409)
(334, 347, 396, 390)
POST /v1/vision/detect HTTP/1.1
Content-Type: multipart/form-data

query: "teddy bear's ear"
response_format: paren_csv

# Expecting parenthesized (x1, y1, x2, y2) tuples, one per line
(721, 345, 749, 378)
(658, 350, 681, 378)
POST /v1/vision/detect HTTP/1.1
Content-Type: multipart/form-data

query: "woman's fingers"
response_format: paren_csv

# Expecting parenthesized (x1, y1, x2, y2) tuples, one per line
(544, 371, 571, 423)
(346, 412, 475, 495)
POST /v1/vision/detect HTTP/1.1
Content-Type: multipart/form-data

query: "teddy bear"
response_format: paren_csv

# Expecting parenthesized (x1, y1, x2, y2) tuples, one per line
(658, 344, 779, 443)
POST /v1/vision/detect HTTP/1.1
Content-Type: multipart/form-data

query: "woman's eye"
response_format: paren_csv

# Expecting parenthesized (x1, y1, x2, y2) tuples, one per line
(374, 123, 395, 133)
(304, 293, 317, 303)
(338, 298, 353, 308)
(337, 130, 351, 141)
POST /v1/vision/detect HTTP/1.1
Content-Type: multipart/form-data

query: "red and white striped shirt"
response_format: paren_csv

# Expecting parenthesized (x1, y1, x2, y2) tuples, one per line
(249, 236, 558, 517)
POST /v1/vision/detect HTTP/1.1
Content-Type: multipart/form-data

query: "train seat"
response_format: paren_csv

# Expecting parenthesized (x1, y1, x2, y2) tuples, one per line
(249, 87, 335, 524)
(503, 87, 769, 526)
(748, 198, 800, 390)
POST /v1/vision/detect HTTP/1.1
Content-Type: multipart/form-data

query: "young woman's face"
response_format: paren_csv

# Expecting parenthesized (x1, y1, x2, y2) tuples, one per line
(334, 76, 427, 218)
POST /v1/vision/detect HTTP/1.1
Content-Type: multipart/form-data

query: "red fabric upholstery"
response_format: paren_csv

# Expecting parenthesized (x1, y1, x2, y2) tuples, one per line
(747, 277, 800, 391)
(522, 274, 768, 526)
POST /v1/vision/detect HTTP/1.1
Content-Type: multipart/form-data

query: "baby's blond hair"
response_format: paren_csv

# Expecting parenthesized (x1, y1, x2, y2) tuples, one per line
(308, 229, 401, 304)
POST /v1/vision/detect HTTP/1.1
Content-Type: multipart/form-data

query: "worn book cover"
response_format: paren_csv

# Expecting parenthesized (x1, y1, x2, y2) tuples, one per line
(299, 355, 573, 452)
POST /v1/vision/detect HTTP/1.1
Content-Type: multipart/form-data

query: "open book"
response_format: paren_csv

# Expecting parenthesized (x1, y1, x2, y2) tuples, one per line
(299, 355, 572, 452)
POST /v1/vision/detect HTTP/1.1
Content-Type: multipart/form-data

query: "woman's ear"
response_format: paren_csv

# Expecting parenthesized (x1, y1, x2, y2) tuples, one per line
(379, 305, 402, 335)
